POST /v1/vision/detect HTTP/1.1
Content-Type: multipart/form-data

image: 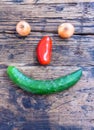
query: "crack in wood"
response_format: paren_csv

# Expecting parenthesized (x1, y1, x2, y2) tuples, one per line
(0, 30, 94, 36)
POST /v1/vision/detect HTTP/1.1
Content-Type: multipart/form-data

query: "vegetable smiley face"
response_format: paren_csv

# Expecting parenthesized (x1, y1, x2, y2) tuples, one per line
(36, 36, 52, 65)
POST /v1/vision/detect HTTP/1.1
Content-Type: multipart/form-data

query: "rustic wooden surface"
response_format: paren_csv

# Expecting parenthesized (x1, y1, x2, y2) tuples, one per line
(0, 0, 94, 130)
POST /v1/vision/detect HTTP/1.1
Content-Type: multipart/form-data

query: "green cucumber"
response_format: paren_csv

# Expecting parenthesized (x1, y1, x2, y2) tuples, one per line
(7, 66, 82, 95)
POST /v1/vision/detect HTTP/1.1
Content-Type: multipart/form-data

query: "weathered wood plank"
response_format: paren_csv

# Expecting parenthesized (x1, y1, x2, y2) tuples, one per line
(0, 3, 94, 34)
(1, 0, 94, 4)
(0, 65, 93, 130)
(0, 1, 94, 130)
(0, 33, 93, 67)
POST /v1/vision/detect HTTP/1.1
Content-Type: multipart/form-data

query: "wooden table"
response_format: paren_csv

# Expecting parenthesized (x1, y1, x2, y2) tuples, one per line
(0, 0, 94, 130)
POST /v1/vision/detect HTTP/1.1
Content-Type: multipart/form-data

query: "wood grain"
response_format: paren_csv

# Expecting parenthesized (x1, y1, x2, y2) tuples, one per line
(0, 0, 94, 130)
(1, 0, 94, 4)
(0, 2, 94, 34)
(0, 33, 94, 67)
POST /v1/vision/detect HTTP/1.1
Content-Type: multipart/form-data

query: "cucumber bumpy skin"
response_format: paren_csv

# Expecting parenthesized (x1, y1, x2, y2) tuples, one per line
(7, 66, 82, 95)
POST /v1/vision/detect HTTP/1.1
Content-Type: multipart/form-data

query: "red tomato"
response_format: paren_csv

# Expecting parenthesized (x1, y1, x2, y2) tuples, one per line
(37, 36, 52, 65)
